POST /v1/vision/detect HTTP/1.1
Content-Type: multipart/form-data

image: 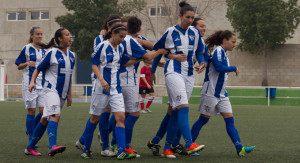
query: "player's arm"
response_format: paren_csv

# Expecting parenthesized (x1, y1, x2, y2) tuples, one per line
(122, 59, 142, 67)
(212, 51, 237, 73)
(167, 53, 187, 62)
(15, 47, 36, 70)
(17, 61, 36, 70)
(28, 69, 40, 92)
(135, 38, 154, 50)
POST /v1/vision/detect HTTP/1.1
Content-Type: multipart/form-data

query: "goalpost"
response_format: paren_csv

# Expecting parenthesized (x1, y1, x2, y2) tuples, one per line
(0, 64, 5, 101)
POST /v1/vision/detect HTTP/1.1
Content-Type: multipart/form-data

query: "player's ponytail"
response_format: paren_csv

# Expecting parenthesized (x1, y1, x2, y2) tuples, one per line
(104, 24, 127, 40)
(39, 28, 66, 49)
(205, 30, 235, 53)
(179, 1, 194, 15)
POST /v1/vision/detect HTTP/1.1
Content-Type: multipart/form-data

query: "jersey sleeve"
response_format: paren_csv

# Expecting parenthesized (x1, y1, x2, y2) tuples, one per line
(15, 46, 26, 66)
(150, 54, 162, 73)
(91, 43, 104, 66)
(211, 50, 236, 72)
(37, 50, 52, 72)
(153, 30, 169, 51)
(130, 38, 147, 59)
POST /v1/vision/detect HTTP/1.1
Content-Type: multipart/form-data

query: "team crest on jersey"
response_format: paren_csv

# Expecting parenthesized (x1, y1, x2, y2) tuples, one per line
(51, 105, 57, 111)
(204, 105, 210, 112)
(176, 95, 182, 102)
(189, 35, 195, 41)
(92, 105, 96, 111)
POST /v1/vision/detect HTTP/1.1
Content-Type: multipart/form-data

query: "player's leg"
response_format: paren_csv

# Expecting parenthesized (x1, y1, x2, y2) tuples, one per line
(219, 99, 255, 156)
(139, 87, 146, 113)
(145, 89, 155, 112)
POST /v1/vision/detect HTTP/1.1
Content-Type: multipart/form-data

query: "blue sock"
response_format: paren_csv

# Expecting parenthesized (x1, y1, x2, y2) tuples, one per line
(152, 113, 170, 144)
(26, 114, 35, 140)
(79, 117, 91, 144)
(109, 115, 115, 133)
(172, 130, 181, 147)
(224, 117, 243, 152)
(47, 121, 58, 149)
(115, 127, 125, 153)
(27, 122, 47, 149)
(125, 115, 139, 149)
(178, 107, 193, 148)
(191, 115, 209, 142)
(164, 111, 179, 151)
(83, 120, 97, 152)
(99, 112, 110, 150)
(34, 113, 42, 128)
(111, 119, 117, 146)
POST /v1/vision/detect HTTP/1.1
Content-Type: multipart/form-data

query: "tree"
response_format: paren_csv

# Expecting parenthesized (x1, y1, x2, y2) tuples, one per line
(56, 0, 120, 61)
(119, 0, 216, 40)
(226, 0, 300, 86)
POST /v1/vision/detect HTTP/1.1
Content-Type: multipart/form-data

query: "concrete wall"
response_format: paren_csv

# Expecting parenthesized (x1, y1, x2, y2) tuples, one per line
(0, 0, 72, 85)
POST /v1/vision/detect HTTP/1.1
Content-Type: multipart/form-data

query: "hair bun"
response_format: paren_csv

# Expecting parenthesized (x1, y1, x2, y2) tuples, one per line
(179, 1, 189, 7)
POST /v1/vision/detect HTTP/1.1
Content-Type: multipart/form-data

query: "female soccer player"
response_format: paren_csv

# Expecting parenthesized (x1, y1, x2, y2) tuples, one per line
(119, 16, 168, 156)
(148, 1, 206, 158)
(139, 63, 155, 113)
(15, 26, 45, 146)
(77, 15, 122, 157)
(25, 28, 75, 157)
(79, 24, 136, 160)
(147, 17, 209, 157)
(191, 30, 256, 156)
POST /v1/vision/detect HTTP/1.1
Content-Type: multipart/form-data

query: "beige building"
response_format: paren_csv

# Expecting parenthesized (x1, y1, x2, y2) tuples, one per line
(1, 0, 300, 98)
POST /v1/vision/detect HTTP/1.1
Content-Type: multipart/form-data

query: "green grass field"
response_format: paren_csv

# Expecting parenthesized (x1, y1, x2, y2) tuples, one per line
(0, 101, 300, 162)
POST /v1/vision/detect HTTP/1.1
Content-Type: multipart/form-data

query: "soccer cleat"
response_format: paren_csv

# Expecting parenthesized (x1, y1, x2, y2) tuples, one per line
(125, 147, 140, 157)
(147, 141, 161, 156)
(238, 146, 256, 156)
(140, 110, 148, 113)
(75, 140, 85, 152)
(171, 144, 188, 155)
(81, 150, 93, 159)
(111, 144, 117, 153)
(161, 149, 176, 158)
(146, 108, 152, 113)
(101, 148, 117, 157)
(48, 145, 66, 157)
(186, 143, 205, 155)
(117, 151, 136, 160)
(25, 148, 42, 156)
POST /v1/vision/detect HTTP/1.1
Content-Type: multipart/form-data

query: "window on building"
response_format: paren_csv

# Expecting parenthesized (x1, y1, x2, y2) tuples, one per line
(7, 12, 26, 21)
(149, 7, 161, 16)
(30, 11, 49, 20)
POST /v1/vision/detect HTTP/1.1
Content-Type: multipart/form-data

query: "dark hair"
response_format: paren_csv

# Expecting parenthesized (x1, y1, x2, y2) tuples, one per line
(103, 14, 121, 31)
(127, 17, 142, 34)
(104, 24, 127, 40)
(179, 1, 194, 15)
(192, 17, 203, 27)
(28, 26, 41, 43)
(205, 30, 235, 53)
(39, 28, 67, 49)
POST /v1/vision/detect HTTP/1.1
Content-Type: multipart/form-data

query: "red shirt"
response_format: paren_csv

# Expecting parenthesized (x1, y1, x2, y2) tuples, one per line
(139, 66, 152, 88)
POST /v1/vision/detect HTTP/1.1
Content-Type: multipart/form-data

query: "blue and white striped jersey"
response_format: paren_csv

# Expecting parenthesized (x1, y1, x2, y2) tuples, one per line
(119, 35, 147, 86)
(37, 48, 76, 100)
(94, 34, 105, 52)
(151, 25, 205, 76)
(91, 40, 124, 95)
(15, 44, 46, 90)
(201, 46, 237, 98)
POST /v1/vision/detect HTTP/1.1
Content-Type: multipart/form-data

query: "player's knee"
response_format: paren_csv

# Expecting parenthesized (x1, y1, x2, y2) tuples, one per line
(90, 115, 100, 124)
(50, 114, 60, 122)
(27, 108, 36, 115)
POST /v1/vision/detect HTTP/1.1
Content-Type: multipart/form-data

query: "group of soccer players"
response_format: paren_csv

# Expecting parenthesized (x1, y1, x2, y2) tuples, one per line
(16, 0, 255, 160)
